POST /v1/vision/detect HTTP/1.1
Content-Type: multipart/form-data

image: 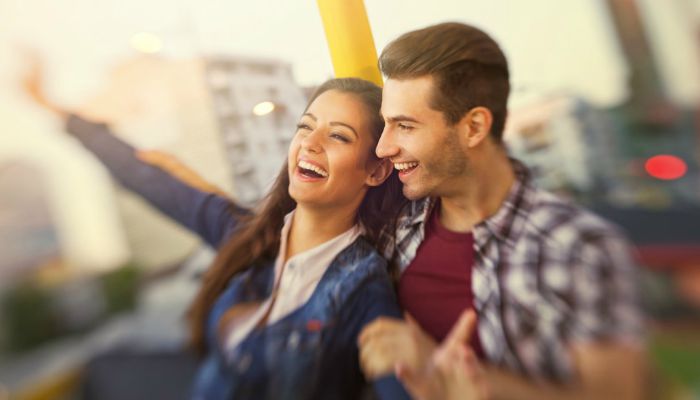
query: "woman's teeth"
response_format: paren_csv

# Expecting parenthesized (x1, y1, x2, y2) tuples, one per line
(298, 160, 328, 177)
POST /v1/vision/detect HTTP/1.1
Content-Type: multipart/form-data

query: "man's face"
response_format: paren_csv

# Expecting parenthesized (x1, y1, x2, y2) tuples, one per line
(377, 76, 468, 200)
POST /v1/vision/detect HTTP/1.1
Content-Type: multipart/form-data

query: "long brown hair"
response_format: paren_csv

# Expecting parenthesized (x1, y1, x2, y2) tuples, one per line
(379, 22, 510, 142)
(188, 78, 406, 354)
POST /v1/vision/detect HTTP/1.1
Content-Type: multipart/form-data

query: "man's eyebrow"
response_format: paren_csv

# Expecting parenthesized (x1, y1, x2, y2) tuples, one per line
(383, 114, 420, 124)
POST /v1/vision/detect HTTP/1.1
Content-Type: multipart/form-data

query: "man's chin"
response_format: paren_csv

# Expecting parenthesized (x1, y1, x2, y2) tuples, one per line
(402, 185, 430, 201)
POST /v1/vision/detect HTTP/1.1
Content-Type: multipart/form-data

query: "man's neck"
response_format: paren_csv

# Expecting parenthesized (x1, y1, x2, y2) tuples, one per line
(285, 204, 356, 262)
(438, 152, 515, 233)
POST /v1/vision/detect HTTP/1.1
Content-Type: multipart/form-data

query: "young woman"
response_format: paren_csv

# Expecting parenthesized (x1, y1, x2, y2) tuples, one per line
(25, 70, 410, 399)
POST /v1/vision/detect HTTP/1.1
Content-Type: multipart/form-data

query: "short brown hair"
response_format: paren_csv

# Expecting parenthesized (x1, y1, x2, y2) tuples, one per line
(379, 22, 510, 142)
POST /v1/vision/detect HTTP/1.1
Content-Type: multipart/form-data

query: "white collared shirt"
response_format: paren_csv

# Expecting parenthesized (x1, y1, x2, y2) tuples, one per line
(224, 210, 362, 353)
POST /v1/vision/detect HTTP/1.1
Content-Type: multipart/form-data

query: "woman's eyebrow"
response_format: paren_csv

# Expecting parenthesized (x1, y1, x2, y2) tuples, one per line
(302, 113, 358, 139)
(330, 122, 358, 138)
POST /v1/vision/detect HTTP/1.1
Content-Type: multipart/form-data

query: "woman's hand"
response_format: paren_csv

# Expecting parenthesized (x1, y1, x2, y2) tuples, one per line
(359, 313, 437, 379)
(21, 53, 68, 119)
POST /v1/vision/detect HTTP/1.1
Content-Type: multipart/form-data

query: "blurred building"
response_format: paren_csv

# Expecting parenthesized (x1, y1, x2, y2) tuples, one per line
(603, 0, 700, 208)
(506, 0, 700, 279)
(0, 162, 61, 287)
(204, 56, 307, 205)
(67, 54, 307, 269)
(504, 95, 617, 200)
(506, 1, 700, 209)
(73, 56, 231, 271)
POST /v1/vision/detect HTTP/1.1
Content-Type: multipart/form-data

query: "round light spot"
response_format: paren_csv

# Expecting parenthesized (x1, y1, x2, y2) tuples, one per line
(130, 32, 163, 54)
(253, 101, 275, 116)
(645, 155, 687, 180)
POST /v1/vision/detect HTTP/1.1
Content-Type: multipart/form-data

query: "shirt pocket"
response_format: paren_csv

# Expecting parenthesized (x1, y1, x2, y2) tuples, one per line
(263, 320, 330, 399)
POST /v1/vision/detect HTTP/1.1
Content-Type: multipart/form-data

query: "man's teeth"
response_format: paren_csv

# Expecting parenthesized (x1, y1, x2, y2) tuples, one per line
(394, 162, 419, 171)
(298, 160, 329, 177)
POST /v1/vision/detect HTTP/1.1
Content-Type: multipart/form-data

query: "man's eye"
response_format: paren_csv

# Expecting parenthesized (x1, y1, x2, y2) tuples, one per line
(398, 123, 413, 131)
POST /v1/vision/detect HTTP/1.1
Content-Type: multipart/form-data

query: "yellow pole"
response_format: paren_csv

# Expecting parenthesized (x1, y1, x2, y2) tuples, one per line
(316, 0, 383, 86)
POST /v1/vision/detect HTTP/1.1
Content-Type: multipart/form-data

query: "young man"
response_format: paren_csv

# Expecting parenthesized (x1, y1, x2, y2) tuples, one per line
(357, 22, 645, 399)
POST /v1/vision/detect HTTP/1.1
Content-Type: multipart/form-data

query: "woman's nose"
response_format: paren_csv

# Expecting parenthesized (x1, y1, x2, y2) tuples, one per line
(301, 129, 323, 153)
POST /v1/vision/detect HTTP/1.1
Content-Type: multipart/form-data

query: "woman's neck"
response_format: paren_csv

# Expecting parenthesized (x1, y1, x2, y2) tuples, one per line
(285, 204, 357, 262)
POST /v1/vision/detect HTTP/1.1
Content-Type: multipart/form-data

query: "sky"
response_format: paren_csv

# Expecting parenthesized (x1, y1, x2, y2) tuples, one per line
(0, 0, 697, 109)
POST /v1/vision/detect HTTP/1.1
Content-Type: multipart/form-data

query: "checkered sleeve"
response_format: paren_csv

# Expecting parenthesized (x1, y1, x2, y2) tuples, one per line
(378, 223, 397, 261)
(569, 231, 644, 346)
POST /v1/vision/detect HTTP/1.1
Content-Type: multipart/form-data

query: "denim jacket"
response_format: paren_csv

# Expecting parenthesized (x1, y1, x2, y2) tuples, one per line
(193, 237, 408, 400)
(66, 115, 409, 399)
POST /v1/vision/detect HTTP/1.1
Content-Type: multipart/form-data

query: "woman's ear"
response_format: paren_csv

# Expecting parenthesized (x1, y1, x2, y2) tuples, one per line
(366, 158, 393, 187)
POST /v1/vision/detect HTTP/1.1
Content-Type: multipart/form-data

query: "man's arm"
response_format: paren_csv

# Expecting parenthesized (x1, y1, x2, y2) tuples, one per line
(370, 314, 646, 400)
(362, 230, 646, 400)
(487, 229, 646, 400)
(484, 343, 646, 400)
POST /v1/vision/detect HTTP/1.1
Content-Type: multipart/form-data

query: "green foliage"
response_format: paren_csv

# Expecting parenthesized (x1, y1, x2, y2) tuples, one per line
(101, 263, 141, 314)
(0, 263, 142, 355)
(1, 283, 59, 352)
(650, 335, 700, 393)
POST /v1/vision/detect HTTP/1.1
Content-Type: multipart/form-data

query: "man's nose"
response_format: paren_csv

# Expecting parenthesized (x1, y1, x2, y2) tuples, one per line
(375, 127, 399, 159)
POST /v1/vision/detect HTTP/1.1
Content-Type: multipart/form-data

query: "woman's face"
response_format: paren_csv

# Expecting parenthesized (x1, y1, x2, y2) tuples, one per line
(287, 89, 381, 210)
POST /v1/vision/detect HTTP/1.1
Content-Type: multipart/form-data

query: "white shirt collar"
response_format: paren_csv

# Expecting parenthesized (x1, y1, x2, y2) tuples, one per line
(272, 210, 362, 288)
(223, 210, 364, 354)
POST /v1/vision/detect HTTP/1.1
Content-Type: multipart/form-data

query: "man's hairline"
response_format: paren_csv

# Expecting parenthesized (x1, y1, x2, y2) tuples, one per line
(381, 73, 447, 127)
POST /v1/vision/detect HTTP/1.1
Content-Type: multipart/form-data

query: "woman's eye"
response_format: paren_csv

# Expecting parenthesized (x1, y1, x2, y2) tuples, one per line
(296, 123, 311, 131)
(330, 133, 350, 143)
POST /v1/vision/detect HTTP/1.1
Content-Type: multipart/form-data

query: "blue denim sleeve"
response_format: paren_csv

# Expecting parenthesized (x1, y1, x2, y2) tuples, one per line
(356, 274, 410, 400)
(65, 114, 247, 248)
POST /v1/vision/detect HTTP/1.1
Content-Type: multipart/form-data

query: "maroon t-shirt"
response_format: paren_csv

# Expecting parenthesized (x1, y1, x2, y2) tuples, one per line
(398, 205, 483, 357)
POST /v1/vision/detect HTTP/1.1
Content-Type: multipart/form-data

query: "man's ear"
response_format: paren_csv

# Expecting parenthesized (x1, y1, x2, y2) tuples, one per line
(366, 158, 393, 187)
(459, 107, 493, 148)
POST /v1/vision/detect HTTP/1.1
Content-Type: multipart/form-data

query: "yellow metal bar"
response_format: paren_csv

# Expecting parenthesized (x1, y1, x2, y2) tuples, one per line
(316, 0, 383, 86)
(15, 367, 82, 400)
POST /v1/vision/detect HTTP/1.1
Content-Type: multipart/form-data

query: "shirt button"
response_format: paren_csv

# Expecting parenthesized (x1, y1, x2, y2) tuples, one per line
(287, 331, 300, 349)
(237, 353, 252, 372)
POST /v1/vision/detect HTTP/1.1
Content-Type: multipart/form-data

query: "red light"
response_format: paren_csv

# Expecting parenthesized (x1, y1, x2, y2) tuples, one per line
(645, 155, 687, 180)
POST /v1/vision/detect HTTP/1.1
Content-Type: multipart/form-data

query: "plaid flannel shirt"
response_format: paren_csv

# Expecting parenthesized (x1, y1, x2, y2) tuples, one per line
(382, 159, 643, 382)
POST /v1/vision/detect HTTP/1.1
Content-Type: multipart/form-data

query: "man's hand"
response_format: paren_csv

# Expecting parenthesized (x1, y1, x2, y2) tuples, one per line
(358, 314, 437, 379)
(396, 310, 490, 400)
